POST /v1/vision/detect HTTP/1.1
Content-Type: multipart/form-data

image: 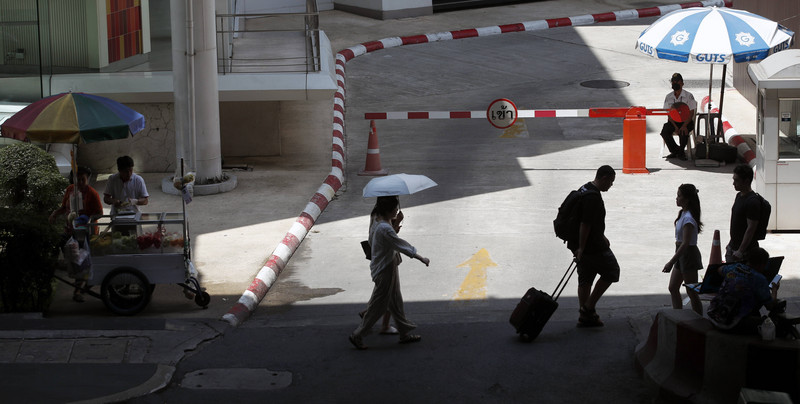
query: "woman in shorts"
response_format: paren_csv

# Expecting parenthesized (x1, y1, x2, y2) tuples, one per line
(663, 183, 704, 314)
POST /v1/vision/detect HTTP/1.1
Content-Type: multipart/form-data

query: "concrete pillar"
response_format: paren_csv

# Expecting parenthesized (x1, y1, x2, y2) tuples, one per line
(170, 0, 222, 182)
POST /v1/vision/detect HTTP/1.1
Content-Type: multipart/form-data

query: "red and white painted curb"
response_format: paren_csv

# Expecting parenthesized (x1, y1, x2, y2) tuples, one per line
(222, 0, 733, 327)
(699, 95, 756, 167)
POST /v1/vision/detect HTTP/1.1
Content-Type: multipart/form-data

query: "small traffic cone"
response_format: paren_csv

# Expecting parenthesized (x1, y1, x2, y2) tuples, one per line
(358, 120, 388, 176)
(709, 229, 722, 265)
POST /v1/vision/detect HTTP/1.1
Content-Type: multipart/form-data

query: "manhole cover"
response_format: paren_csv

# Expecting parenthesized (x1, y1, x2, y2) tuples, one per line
(182, 368, 292, 390)
(580, 80, 630, 89)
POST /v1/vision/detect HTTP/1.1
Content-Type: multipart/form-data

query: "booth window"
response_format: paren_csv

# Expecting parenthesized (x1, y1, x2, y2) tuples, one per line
(758, 92, 765, 148)
(778, 99, 800, 159)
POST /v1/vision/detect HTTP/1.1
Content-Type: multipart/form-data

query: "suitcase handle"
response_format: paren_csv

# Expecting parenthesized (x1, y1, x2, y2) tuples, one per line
(551, 259, 577, 302)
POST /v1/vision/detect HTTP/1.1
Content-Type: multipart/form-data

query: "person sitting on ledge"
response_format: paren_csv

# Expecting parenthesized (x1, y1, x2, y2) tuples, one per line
(707, 247, 778, 334)
(660, 72, 696, 161)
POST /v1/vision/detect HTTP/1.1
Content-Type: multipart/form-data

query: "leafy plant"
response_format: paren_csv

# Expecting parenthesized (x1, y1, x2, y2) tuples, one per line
(0, 143, 68, 312)
(0, 208, 62, 312)
(0, 142, 68, 211)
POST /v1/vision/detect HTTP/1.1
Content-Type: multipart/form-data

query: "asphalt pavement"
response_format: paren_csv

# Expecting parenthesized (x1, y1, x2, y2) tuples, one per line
(2, 1, 799, 403)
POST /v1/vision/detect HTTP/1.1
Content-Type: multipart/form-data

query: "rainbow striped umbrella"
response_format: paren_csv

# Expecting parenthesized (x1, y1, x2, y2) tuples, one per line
(0, 92, 145, 144)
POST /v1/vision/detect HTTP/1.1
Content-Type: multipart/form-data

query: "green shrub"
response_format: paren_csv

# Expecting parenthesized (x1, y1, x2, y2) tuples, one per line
(0, 208, 62, 312)
(0, 142, 68, 211)
(0, 143, 68, 312)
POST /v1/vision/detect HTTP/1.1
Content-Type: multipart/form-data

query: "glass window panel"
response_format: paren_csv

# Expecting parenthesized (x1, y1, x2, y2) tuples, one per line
(778, 99, 800, 159)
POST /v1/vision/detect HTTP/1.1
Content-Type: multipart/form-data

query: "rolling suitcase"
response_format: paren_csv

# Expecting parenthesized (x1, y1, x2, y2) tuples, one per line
(509, 260, 577, 342)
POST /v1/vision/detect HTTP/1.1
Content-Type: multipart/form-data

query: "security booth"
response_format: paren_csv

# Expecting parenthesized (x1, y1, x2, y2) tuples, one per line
(748, 49, 800, 231)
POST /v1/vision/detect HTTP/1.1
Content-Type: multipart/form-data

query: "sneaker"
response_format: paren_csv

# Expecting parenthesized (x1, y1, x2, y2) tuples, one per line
(398, 334, 422, 344)
(579, 306, 599, 321)
(578, 306, 603, 327)
(577, 317, 604, 327)
(348, 334, 367, 350)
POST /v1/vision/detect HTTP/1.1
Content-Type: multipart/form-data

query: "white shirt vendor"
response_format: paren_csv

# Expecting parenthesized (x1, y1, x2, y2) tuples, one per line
(104, 172, 149, 216)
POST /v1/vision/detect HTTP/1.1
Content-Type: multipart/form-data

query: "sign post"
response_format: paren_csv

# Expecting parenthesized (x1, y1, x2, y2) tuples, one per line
(487, 99, 518, 129)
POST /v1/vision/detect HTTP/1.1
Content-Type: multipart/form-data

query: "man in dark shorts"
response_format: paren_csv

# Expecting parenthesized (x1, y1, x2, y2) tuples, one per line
(726, 164, 761, 262)
(568, 165, 619, 327)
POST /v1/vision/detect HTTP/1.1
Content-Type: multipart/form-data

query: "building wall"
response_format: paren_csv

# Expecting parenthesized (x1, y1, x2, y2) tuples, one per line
(733, 0, 799, 105)
(77, 102, 176, 173)
(243, 0, 334, 13)
(77, 98, 331, 174)
(219, 101, 280, 157)
(334, 0, 432, 19)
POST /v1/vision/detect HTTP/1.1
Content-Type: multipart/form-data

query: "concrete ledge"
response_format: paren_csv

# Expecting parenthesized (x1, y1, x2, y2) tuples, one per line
(635, 309, 800, 403)
(161, 174, 238, 196)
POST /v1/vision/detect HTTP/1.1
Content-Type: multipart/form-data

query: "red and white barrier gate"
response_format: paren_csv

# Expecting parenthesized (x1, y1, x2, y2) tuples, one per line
(365, 107, 671, 174)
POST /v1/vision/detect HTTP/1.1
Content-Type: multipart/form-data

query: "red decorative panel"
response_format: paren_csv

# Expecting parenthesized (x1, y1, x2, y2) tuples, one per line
(106, 0, 142, 63)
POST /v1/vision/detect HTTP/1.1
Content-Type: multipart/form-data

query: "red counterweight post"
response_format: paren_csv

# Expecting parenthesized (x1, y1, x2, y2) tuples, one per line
(622, 106, 649, 174)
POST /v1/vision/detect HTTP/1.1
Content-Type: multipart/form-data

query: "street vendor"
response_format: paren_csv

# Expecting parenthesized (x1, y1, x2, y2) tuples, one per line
(103, 155, 149, 216)
(49, 165, 103, 234)
(49, 165, 103, 303)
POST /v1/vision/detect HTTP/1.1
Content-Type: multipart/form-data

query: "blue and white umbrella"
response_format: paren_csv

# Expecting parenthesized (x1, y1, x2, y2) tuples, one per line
(636, 7, 794, 64)
(635, 6, 794, 146)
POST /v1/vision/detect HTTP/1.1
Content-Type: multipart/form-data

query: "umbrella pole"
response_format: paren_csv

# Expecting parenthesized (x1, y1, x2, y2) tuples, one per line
(706, 66, 713, 151)
(696, 65, 720, 167)
(716, 63, 727, 142)
(180, 158, 190, 260)
(70, 144, 79, 213)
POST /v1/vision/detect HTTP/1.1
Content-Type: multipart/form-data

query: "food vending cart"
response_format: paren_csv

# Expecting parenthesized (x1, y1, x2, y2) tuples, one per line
(64, 211, 210, 315)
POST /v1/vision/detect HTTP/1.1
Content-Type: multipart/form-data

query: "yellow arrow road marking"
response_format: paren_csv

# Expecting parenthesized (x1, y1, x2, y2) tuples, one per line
(499, 119, 529, 138)
(453, 248, 498, 300)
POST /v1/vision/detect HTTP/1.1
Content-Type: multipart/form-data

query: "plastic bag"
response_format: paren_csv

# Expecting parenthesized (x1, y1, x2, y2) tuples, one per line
(63, 237, 80, 265)
(62, 236, 92, 280)
(172, 169, 196, 191)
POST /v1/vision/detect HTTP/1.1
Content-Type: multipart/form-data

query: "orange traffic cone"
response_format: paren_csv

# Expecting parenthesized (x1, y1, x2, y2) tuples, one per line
(358, 120, 388, 176)
(709, 229, 722, 265)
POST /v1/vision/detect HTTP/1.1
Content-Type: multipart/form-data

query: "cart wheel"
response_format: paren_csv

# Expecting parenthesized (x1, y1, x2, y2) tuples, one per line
(195, 291, 211, 308)
(101, 267, 152, 316)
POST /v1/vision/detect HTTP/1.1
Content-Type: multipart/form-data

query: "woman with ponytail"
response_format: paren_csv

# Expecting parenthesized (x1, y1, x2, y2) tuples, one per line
(663, 183, 704, 314)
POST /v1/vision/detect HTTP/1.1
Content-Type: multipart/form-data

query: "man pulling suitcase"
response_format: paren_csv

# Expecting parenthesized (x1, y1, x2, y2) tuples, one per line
(511, 165, 620, 340)
(567, 165, 620, 327)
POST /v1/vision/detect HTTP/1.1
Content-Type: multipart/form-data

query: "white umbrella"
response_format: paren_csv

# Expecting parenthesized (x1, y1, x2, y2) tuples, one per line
(362, 173, 437, 197)
(636, 7, 794, 146)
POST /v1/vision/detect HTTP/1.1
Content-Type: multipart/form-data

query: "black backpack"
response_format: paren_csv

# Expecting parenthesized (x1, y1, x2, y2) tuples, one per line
(554, 187, 597, 244)
(754, 193, 771, 240)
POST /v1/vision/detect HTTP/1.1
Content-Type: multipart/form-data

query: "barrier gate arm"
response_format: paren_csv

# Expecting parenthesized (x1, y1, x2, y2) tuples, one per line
(365, 106, 676, 175)
(365, 107, 671, 120)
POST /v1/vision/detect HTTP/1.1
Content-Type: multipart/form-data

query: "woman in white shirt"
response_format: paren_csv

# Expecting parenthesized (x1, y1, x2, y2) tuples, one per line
(349, 196, 430, 350)
(662, 183, 704, 314)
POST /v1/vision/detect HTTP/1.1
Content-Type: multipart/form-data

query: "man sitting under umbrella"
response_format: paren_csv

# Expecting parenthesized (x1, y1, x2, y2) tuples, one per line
(660, 73, 697, 161)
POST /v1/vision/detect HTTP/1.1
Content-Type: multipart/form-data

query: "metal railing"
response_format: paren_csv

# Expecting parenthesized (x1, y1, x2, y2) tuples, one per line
(216, 0, 320, 74)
